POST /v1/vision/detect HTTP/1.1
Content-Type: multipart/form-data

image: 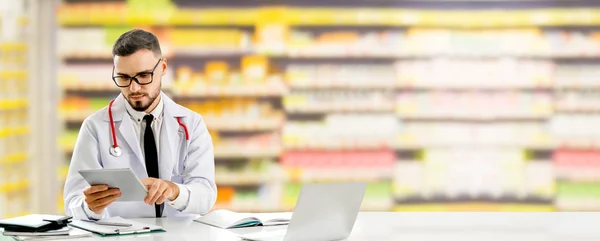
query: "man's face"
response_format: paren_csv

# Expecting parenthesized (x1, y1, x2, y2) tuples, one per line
(113, 49, 166, 112)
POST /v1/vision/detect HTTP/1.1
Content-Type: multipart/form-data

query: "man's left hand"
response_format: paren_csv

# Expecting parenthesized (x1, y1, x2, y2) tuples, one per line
(141, 178, 180, 205)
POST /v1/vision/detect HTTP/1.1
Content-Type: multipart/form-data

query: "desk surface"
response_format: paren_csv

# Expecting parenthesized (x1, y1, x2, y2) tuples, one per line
(5, 212, 600, 241)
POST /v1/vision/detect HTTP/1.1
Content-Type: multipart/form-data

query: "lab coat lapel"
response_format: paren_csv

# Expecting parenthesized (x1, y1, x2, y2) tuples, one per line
(159, 114, 178, 179)
(159, 93, 186, 179)
(118, 116, 145, 169)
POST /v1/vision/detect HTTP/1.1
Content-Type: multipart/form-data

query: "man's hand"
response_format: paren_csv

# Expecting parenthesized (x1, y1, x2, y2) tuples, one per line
(84, 185, 121, 214)
(141, 178, 180, 205)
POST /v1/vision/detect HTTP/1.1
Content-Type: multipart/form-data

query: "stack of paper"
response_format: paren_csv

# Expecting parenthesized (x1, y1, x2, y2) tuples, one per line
(2, 227, 92, 241)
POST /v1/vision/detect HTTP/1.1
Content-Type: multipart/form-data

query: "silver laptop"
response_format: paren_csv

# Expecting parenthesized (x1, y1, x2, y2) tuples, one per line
(238, 182, 366, 241)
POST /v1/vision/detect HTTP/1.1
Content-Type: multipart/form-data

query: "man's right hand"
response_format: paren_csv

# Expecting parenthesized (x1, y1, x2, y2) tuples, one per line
(83, 185, 121, 214)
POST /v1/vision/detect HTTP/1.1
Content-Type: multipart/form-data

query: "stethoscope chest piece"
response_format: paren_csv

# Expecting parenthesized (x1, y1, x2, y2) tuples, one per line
(110, 146, 122, 157)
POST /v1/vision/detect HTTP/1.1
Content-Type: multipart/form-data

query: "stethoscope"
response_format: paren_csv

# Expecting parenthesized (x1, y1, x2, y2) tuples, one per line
(107, 98, 190, 158)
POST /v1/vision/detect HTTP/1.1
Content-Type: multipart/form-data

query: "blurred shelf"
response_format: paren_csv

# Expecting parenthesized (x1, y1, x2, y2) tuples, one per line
(0, 180, 30, 193)
(285, 174, 393, 183)
(394, 143, 555, 150)
(555, 141, 600, 149)
(0, 42, 28, 52)
(172, 50, 253, 58)
(61, 112, 94, 123)
(58, 166, 70, 182)
(1, 153, 28, 164)
(555, 86, 600, 91)
(173, 84, 288, 98)
(60, 53, 111, 60)
(216, 172, 282, 186)
(285, 105, 395, 114)
(273, 54, 600, 61)
(214, 147, 282, 159)
(63, 86, 120, 96)
(395, 195, 554, 205)
(288, 82, 396, 90)
(0, 70, 28, 80)
(556, 176, 600, 183)
(0, 126, 30, 138)
(284, 141, 394, 150)
(0, 99, 28, 111)
(398, 86, 553, 91)
(554, 108, 600, 114)
(206, 116, 284, 132)
(555, 201, 600, 211)
(57, 6, 600, 27)
(360, 203, 395, 212)
(394, 203, 555, 212)
(399, 116, 551, 122)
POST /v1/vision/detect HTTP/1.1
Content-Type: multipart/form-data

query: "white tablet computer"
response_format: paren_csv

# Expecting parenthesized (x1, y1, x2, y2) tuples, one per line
(78, 168, 148, 202)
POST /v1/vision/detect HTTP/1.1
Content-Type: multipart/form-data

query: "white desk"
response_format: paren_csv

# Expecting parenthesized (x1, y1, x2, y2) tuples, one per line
(8, 212, 600, 240)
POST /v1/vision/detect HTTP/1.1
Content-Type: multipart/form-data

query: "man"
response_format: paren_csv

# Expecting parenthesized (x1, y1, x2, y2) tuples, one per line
(63, 29, 217, 219)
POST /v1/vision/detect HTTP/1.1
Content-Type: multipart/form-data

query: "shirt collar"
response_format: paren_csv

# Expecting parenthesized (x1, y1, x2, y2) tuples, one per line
(125, 95, 164, 123)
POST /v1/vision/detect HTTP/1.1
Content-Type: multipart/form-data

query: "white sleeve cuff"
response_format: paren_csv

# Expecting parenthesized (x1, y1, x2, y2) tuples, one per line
(83, 202, 104, 220)
(168, 183, 190, 211)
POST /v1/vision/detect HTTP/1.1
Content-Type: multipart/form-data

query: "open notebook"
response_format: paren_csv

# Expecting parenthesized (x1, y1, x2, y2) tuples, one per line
(194, 210, 292, 229)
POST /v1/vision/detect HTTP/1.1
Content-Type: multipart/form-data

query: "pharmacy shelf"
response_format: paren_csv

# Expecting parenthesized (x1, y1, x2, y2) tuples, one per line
(398, 86, 554, 91)
(394, 203, 555, 212)
(214, 147, 282, 159)
(285, 105, 395, 114)
(288, 82, 396, 90)
(0, 70, 28, 80)
(0, 126, 30, 137)
(215, 172, 283, 186)
(284, 172, 393, 183)
(172, 84, 288, 98)
(0, 180, 30, 193)
(554, 140, 600, 149)
(172, 50, 253, 58)
(399, 116, 551, 122)
(57, 6, 600, 27)
(60, 52, 111, 60)
(58, 166, 69, 182)
(284, 141, 394, 151)
(61, 51, 253, 62)
(205, 116, 284, 132)
(554, 108, 600, 114)
(0, 153, 28, 164)
(62, 86, 119, 94)
(272, 54, 600, 61)
(395, 195, 554, 205)
(0, 99, 28, 111)
(61, 112, 94, 123)
(394, 143, 555, 150)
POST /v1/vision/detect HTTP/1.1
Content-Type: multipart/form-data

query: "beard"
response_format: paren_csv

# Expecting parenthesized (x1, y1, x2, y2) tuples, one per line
(127, 89, 160, 112)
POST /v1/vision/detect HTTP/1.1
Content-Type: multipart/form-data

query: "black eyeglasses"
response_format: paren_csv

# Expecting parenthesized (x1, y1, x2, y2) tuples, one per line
(112, 58, 162, 87)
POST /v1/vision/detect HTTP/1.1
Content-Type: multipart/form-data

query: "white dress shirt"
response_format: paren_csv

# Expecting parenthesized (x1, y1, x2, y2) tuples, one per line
(84, 96, 190, 219)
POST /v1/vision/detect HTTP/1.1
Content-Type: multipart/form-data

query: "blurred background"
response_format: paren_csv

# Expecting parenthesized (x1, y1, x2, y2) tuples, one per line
(3, 0, 600, 217)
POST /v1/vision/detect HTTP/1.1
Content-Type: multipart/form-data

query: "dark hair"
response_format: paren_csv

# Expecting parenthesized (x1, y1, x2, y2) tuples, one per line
(112, 29, 162, 57)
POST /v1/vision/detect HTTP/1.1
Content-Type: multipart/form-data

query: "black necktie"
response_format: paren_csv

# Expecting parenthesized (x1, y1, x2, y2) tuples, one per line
(143, 114, 163, 217)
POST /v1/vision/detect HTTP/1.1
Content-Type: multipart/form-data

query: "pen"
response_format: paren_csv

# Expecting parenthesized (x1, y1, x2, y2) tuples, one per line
(81, 219, 133, 227)
(115, 227, 151, 234)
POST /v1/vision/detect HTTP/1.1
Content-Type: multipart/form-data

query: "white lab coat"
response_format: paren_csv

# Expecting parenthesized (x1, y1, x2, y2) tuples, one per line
(63, 92, 217, 219)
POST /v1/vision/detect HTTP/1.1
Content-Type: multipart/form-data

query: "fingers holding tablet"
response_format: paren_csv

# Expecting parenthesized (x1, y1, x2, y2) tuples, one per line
(84, 185, 122, 214)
